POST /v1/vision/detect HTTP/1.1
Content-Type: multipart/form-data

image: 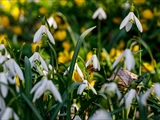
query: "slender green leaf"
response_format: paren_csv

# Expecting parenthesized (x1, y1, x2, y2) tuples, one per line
(22, 93, 43, 120)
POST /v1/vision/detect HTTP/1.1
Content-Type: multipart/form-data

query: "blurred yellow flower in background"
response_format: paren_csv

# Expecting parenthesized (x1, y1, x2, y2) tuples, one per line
(153, 7, 160, 17)
(58, 50, 70, 63)
(142, 9, 153, 20)
(132, 45, 139, 52)
(112, 17, 121, 24)
(60, 0, 67, 6)
(0, 34, 8, 46)
(109, 48, 123, 61)
(0, 0, 11, 12)
(13, 26, 22, 35)
(62, 41, 71, 51)
(54, 30, 67, 41)
(69, 51, 74, 60)
(0, 16, 10, 28)
(11, 6, 20, 20)
(39, 7, 46, 15)
(31, 40, 43, 53)
(86, 51, 93, 61)
(117, 40, 125, 50)
(140, 19, 148, 31)
(88, 74, 95, 87)
(142, 59, 156, 72)
(132, 0, 146, 4)
(74, 0, 85, 6)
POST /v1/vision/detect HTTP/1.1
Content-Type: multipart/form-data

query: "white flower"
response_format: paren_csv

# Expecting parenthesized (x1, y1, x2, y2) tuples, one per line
(100, 82, 121, 100)
(1, 107, 19, 120)
(0, 44, 8, 57)
(0, 95, 6, 117)
(154, 83, 160, 99)
(86, 54, 100, 71)
(141, 89, 151, 106)
(64, 63, 84, 79)
(0, 72, 8, 98)
(89, 109, 112, 120)
(73, 115, 82, 120)
(47, 17, 57, 29)
(5, 59, 24, 83)
(33, 25, 55, 44)
(119, 89, 139, 109)
(92, 7, 107, 20)
(121, 2, 130, 10)
(77, 80, 97, 95)
(30, 76, 62, 103)
(112, 49, 135, 71)
(120, 12, 143, 32)
(29, 52, 48, 71)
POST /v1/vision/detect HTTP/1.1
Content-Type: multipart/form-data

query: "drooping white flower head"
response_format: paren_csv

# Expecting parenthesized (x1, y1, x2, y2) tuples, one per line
(0, 44, 8, 57)
(0, 95, 6, 116)
(141, 89, 151, 106)
(86, 54, 100, 71)
(77, 80, 97, 95)
(120, 12, 143, 32)
(5, 59, 24, 83)
(64, 63, 84, 79)
(92, 7, 107, 20)
(154, 83, 160, 99)
(47, 16, 57, 29)
(30, 76, 62, 103)
(100, 82, 121, 100)
(88, 109, 112, 120)
(73, 115, 82, 120)
(112, 49, 135, 71)
(0, 72, 8, 98)
(33, 25, 55, 44)
(1, 107, 19, 120)
(119, 89, 139, 109)
(29, 52, 48, 71)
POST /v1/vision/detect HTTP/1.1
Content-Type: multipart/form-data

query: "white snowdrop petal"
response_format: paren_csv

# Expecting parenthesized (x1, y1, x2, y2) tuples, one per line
(73, 115, 82, 120)
(0, 96, 6, 116)
(33, 26, 43, 43)
(125, 89, 136, 109)
(92, 8, 100, 19)
(46, 28, 55, 44)
(112, 52, 124, 69)
(93, 55, 100, 70)
(120, 13, 131, 30)
(13, 60, 24, 80)
(154, 83, 160, 99)
(38, 54, 48, 71)
(134, 14, 143, 32)
(141, 89, 151, 106)
(125, 22, 132, 32)
(0, 73, 8, 98)
(75, 63, 84, 79)
(30, 80, 43, 94)
(63, 67, 70, 75)
(85, 57, 93, 68)
(48, 81, 62, 102)
(77, 82, 87, 95)
(88, 82, 97, 94)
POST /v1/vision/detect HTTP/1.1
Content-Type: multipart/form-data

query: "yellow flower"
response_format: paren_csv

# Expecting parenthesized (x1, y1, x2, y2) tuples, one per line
(157, 19, 160, 27)
(15, 75, 20, 87)
(140, 19, 148, 31)
(69, 51, 74, 60)
(101, 51, 106, 60)
(39, 7, 46, 15)
(72, 71, 83, 82)
(142, 9, 153, 20)
(0, 34, 8, 46)
(54, 30, 67, 41)
(74, 0, 85, 6)
(13, 26, 22, 35)
(86, 51, 93, 61)
(117, 40, 125, 50)
(1, 1, 11, 12)
(88, 74, 95, 87)
(132, 45, 139, 52)
(153, 7, 160, 17)
(60, 0, 67, 6)
(58, 50, 70, 63)
(132, 0, 146, 4)
(112, 17, 121, 24)
(62, 41, 71, 51)
(0, 16, 10, 27)
(31, 40, 43, 53)
(11, 6, 20, 20)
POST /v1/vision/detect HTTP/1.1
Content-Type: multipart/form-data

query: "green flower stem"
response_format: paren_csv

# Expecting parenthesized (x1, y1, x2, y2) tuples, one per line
(98, 20, 101, 55)
(139, 42, 142, 76)
(126, 105, 131, 119)
(108, 97, 115, 119)
(132, 106, 137, 120)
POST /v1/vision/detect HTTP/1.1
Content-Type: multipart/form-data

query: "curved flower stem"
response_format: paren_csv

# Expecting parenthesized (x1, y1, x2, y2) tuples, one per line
(108, 97, 115, 119)
(98, 20, 101, 56)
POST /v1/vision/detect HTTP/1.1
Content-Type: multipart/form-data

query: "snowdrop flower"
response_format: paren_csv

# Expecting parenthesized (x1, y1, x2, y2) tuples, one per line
(30, 76, 62, 103)
(0, 44, 8, 57)
(0, 95, 6, 116)
(120, 89, 139, 109)
(73, 115, 82, 120)
(120, 11, 143, 32)
(141, 89, 151, 106)
(89, 109, 112, 120)
(33, 25, 55, 44)
(112, 49, 135, 71)
(29, 52, 48, 71)
(5, 59, 24, 84)
(92, 7, 107, 20)
(100, 82, 121, 100)
(121, 2, 130, 10)
(47, 16, 57, 29)
(154, 83, 160, 99)
(77, 80, 97, 95)
(0, 72, 8, 98)
(1, 107, 19, 120)
(64, 63, 84, 79)
(86, 54, 100, 71)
